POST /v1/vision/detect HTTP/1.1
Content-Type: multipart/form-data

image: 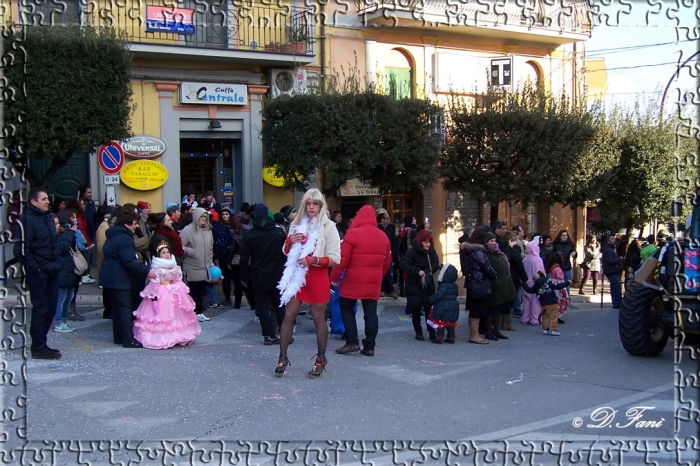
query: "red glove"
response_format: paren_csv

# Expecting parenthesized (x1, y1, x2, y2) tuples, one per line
(304, 255, 315, 266)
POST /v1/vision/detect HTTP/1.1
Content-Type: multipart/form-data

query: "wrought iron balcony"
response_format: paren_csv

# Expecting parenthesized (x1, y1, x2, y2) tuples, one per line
(354, 0, 592, 37)
(12, 0, 315, 56)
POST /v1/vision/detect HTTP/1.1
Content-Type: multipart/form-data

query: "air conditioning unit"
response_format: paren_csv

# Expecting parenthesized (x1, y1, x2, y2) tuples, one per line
(270, 69, 309, 98)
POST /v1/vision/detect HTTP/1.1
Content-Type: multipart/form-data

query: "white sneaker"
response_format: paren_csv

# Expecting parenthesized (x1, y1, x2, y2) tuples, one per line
(550, 331, 561, 336)
(199, 313, 210, 321)
(81, 276, 95, 284)
(253, 316, 260, 324)
(197, 314, 205, 322)
(54, 322, 75, 333)
(543, 329, 549, 335)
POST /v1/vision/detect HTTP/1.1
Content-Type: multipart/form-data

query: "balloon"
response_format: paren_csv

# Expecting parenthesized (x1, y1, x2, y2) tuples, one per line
(209, 266, 222, 280)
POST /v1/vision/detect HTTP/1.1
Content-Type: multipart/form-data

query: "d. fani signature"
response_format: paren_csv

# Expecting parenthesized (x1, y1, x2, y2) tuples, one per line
(572, 406, 665, 429)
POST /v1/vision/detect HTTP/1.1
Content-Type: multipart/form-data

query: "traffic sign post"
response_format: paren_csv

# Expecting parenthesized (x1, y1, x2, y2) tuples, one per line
(98, 141, 124, 175)
(106, 185, 116, 206)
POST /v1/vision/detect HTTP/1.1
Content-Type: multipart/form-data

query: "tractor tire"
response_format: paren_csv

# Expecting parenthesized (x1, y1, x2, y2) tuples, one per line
(618, 281, 668, 357)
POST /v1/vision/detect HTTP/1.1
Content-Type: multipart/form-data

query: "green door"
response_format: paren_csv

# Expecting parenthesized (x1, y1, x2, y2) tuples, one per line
(30, 153, 89, 202)
(385, 67, 412, 99)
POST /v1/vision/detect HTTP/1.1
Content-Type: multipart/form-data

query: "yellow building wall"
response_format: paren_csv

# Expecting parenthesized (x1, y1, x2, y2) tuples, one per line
(120, 81, 166, 212)
(263, 183, 294, 214)
(586, 58, 607, 103)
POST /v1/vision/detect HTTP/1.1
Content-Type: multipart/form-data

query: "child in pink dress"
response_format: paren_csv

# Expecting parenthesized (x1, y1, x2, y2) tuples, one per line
(133, 240, 201, 349)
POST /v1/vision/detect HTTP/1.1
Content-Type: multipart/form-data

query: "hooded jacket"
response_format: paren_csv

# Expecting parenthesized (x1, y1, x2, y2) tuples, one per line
(330, 205, 391, 300)
(240, 205, 287, 291)
(461, 242, 497, 287)
(428, 264, 460, 323)
(180, 207, 214, 282)
(523, 241, 545, 286)
(56, 227, 79, 289)
(14, 203, 61, 276)
(400, 239, 440, 309)
(99, 225, 150, 290)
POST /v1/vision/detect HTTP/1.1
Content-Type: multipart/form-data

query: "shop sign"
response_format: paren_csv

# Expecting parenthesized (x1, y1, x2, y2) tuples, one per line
(340, 179, 380, 197)
(262, 167, 285, 187)
(120, 160, 169, 191)
(179, 82, 248, 106)
(145, 6, 195, 34)
(122, 135, 166, 159)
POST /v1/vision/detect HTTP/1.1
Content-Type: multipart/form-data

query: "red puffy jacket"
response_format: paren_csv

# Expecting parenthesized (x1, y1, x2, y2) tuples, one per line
(330, 205, 391, 300)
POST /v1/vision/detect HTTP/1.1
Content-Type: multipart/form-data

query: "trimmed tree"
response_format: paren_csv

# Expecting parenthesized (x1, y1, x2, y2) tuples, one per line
(3, 25, 133, 187)
(260, 87, 443, 197)
(440, 83, 599, 223)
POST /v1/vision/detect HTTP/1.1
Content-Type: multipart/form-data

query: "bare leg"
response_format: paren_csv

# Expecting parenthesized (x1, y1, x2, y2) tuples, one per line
(310, 303, 328, 355)
(280, 298, 301, 355)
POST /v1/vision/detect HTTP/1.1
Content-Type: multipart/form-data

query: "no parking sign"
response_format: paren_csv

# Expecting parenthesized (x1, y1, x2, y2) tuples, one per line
(98, 141, 124, 175)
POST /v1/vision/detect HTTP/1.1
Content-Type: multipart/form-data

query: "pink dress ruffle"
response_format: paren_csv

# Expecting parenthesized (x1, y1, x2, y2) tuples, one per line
(133, 266, 201, 349)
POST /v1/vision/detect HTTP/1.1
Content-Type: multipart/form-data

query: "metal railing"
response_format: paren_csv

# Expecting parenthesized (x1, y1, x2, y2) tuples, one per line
(10, 0, 315, 55)
(354, 0, 592, 35)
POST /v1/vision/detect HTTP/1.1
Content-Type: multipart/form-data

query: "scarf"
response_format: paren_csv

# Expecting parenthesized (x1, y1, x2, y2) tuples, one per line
(486, 241, 510, 270)
(151, 256, 176, 269)
(277, 216, 322, 305)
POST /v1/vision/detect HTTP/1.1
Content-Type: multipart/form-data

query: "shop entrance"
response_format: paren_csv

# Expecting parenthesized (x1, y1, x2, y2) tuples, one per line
(383, 188, 422, 227)
(179, 138, 239, 208)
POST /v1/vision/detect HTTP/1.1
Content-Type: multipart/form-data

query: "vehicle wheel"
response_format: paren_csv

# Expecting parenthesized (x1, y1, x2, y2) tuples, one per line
(618, 281, 668, 357)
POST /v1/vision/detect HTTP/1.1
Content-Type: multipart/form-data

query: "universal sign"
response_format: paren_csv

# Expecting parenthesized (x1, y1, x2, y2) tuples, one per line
(179, 82, 248, 106)
(122, 135, 166, 159)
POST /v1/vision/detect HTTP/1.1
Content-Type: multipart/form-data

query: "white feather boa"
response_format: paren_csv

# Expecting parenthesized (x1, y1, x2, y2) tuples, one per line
(277, 217, 321, 305)
(151, 256, 176, 269)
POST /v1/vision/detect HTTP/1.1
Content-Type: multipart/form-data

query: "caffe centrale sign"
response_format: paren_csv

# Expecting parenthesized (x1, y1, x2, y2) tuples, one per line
(120, 160, 169, 191)
(179, 82, 248, 106)
(122, 135, 166, 159)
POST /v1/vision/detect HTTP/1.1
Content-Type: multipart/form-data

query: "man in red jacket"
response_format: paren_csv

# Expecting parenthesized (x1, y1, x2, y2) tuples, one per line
(330, 205, 391, 356)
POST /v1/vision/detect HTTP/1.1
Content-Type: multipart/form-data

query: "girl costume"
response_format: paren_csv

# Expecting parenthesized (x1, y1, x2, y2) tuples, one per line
(549, 263, 569, 315)
(133, 241, 201, 349)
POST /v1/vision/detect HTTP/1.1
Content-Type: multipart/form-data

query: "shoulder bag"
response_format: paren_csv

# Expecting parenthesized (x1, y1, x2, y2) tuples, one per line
(71, 248, 89, 275)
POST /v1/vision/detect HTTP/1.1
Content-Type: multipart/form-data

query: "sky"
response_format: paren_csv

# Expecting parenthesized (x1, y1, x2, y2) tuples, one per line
(585, 1, 698, 119)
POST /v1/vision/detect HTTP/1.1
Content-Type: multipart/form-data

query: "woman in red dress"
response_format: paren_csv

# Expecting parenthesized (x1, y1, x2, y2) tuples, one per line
(276, 188, 341, 378)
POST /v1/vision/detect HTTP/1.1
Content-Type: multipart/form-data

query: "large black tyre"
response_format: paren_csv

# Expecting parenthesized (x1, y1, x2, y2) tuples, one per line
(619, 281, 668, 357)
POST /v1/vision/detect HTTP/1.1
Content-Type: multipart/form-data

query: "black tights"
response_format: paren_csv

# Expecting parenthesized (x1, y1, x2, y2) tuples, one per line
(279, 297, 328, 357)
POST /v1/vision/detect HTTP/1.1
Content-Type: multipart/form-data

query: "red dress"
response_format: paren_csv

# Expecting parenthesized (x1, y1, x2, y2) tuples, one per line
(295, 261, 330, 304)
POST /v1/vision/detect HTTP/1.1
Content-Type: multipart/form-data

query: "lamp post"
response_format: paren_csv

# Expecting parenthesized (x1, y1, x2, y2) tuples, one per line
(658, 49, 700, 128)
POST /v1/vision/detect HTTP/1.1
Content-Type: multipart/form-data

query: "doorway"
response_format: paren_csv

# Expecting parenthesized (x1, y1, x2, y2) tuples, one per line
(179, 138, 236, 205)
(383, 188, 421, 228)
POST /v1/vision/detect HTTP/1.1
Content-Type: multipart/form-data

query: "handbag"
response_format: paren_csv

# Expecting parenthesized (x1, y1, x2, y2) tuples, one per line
(421, 255, 434, 289)
(71, 248, 88, 275)
(467, 278, 493, 299)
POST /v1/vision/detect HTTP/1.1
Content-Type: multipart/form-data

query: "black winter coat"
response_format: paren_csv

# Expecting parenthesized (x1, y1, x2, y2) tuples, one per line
(601, 243, 621, 275)
(461, 242, 497, 286)
(14, 203, 61, 276)
(240, 216, 287, 290)
(428, 264, 460, 323)
(99, 225, 150, 290)
(379, 223, 397, 262)
(56, 229, 79, 289)
(553, 241, 576, 271)
(400, 244, 440, 309)
(212, 222, 233, 264)
(508, 244, 528, 288)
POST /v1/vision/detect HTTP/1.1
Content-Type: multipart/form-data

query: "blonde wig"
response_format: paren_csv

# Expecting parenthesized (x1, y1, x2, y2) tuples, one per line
(290, 188, 329, 233)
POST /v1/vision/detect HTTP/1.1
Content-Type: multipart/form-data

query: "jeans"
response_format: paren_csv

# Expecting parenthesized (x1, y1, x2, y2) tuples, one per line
(563, 269, 572, 298)
(205, 284, 218, 305)
(339, 298, 378, 349)
(27, 271, 59, 352)
(55, 287, 75, 325)
(512, 287, 523, 316)
(253, 289, 284, 338)
(606, 273, 622, 308)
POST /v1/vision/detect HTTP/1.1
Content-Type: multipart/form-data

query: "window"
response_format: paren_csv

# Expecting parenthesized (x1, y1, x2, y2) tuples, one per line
(527, 203, 538, 233)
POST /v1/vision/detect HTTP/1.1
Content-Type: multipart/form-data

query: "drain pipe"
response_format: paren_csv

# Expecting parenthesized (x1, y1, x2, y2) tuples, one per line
(320, 1, 326, 93)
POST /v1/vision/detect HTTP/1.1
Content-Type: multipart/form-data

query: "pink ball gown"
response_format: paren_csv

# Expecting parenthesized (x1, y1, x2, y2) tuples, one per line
(133, 258, 201, 349)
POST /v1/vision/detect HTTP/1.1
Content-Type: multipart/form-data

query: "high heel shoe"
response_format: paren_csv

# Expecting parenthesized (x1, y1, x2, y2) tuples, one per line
(492, 330, 509, 340)
(308, 354, 327, 379)
(275, 353, 290, 377)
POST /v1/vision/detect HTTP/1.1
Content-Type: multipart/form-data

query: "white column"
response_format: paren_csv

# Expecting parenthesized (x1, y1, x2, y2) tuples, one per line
(247, 86, 268, 203)
(365, 38, 377, 87)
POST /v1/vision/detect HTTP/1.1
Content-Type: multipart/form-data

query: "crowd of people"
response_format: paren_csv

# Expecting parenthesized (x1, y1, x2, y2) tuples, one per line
(13, 184, 666, 377)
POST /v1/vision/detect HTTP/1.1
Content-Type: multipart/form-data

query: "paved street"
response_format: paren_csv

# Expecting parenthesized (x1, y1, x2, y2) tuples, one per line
(1, 278, 697, 464)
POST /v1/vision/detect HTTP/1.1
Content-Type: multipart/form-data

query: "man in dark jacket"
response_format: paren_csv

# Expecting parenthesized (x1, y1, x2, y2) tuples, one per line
(15, 188, 63, 359)
(240, 203, 287, 345)
(377, 211, 398, 299)
(601, 234, 622, 309)
(494, 220, 528, 325)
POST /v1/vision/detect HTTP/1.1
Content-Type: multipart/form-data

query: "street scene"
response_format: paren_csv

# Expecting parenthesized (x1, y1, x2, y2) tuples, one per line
(1, 0, 700, 464)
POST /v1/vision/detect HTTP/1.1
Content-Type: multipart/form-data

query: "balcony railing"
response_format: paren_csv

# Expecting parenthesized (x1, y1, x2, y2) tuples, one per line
(12, 0, 315, 55)
(354, 0, 592, 35)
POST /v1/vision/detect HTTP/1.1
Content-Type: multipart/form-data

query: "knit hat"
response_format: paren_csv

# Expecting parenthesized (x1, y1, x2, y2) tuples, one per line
(253, 203, 269, 220)
(273, 212, 285, 225)
(208, 210, 219, 222)
(221, 207, 232, 215)
(487, 232, 497, 241)
(281, 205, 296, 220)
(136, 201, 150, 211)
(166, 204, 180, 216)
(403, 214, 414, 227)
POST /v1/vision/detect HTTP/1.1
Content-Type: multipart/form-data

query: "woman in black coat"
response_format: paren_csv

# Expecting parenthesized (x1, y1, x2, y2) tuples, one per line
(400, 229, 440, 341)
(54, 212, 79, 332)
(99, 211, 156, 348)
(552, 230, 577, 297)
(462, 227, 497, 344)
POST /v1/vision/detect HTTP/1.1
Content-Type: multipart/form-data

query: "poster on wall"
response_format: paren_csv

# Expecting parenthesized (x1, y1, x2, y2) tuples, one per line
(146, 6, 195, 34)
